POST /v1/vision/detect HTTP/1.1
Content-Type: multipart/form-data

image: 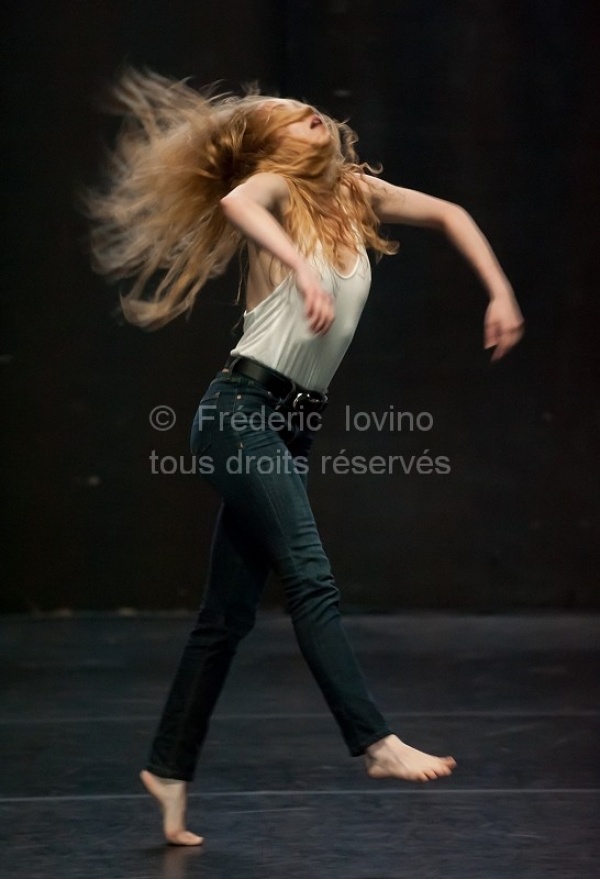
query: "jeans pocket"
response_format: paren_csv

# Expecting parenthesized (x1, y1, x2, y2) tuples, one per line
(190, 391, 221, 457)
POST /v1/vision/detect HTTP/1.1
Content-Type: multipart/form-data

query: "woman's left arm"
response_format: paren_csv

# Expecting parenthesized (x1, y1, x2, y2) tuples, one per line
(362, 176, 525, 361)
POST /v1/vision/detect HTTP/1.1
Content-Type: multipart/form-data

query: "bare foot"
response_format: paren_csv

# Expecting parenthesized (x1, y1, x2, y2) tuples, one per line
(365, 734, 457, 782)
(139, 769, 204, 846)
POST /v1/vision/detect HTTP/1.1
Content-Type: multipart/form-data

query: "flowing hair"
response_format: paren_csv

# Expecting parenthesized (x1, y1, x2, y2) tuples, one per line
(83, 67, 398, 330)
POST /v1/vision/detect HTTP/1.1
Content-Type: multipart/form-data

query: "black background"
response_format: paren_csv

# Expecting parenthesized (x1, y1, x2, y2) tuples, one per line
(1, 1, 598, 611)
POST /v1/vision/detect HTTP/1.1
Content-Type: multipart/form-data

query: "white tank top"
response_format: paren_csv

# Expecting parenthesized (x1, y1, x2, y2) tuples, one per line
(229, 246, 372, 393)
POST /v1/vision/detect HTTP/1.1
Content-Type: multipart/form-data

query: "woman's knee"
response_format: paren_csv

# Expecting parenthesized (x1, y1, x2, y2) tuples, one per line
(278, 562, 341, 619)
(192, 604, 257, 645)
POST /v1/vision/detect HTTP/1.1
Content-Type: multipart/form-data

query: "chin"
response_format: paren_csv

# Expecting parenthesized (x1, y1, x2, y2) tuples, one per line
(314, 130, 332, 145)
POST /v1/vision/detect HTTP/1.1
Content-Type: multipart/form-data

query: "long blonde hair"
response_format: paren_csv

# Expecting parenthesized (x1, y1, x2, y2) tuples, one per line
(84, 67, 398, 330)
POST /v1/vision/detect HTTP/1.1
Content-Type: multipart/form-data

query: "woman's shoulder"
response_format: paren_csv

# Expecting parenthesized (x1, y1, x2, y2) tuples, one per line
(246, 171, 290, 194)
(224, 172, 291, 214)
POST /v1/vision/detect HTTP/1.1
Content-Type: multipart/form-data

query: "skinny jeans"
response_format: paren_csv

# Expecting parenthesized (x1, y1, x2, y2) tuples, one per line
(146, 367, 393, 781)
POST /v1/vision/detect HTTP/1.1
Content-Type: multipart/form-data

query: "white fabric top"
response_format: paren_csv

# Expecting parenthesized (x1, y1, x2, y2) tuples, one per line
(229, 246, 372, 393)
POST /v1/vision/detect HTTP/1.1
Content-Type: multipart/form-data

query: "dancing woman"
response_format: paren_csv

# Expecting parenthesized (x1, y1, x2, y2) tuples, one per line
(86, 69, 524, 845)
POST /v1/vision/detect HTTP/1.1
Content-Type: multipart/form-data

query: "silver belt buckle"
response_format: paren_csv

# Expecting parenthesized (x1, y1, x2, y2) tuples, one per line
(291, 391, 328, 413)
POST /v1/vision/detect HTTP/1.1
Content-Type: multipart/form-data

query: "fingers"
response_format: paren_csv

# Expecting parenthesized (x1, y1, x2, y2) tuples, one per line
(294, 264, 335, 334)
(490, 334, 519, 361)
(485, 321, 525, 361)
(304, 289, 335, 334)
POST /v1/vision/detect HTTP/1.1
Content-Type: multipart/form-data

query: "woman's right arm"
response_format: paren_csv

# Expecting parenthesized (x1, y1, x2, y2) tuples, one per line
(220, 172, 334, 334)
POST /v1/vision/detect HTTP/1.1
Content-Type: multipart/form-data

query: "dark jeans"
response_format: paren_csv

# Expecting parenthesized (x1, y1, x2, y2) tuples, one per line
(146, 366, 393, 781)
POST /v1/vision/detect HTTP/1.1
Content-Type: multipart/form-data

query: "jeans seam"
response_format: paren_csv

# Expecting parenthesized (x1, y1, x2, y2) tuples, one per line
(154, 383, 390, 776)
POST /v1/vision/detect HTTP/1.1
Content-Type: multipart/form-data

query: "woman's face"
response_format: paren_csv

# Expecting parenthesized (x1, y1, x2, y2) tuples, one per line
(261, 99, 332, 147)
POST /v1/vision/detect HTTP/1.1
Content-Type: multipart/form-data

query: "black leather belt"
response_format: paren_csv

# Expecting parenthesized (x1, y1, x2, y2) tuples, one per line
(224, 355, 329, 414)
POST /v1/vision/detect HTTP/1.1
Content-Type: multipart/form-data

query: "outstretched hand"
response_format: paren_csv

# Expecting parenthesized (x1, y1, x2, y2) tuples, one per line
(484, 295, 525, 362)
(295, 264, 335, 334)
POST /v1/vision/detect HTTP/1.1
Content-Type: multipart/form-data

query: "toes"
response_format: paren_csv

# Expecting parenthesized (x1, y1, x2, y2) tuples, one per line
(167, 830, 204, 846)
(420, 762, 453, 781)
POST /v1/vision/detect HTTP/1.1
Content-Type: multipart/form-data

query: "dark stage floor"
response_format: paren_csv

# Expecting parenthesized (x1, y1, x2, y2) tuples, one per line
(1, 612, 599, 878)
